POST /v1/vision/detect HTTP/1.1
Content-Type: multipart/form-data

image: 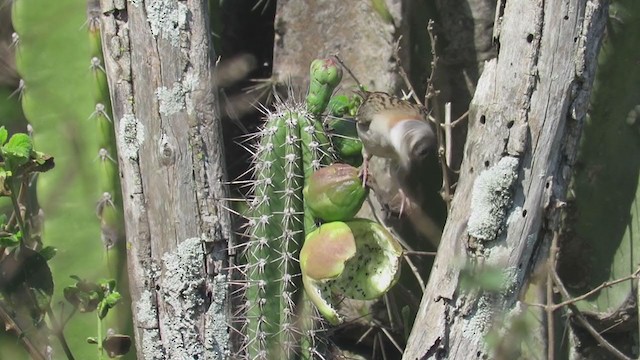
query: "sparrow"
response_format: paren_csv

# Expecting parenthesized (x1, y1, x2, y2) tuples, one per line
(355, 91, 441, 245)
(355, 91, 436, 180)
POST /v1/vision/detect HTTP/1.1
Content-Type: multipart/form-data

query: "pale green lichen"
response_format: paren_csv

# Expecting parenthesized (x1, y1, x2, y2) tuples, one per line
(161, 237, 206, 359)
(468, 156, 520, 241)
(118, 114, 145, 160)
(205, 274, 229, 360)
(146, 0, 188, 46)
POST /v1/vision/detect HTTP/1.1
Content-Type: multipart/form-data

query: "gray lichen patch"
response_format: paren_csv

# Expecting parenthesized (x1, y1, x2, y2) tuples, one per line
(468, 156, 520, 241)
(205, 274, 229, 360)
(135, 290, 158, 328)
(160, 237, 206, 359)
(157, 83, 185, 116)
(156, 73, 199, 116)
(118, 114, 145, 160)
(141, 329, 164, 360)
(146, 0, 188, 46)
(461, 295, 495, 340)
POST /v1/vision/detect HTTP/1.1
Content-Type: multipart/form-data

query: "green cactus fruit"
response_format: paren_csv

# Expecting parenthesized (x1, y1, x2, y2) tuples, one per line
(304, 163, 366, 221)
(300, 220, 403, 324)
(306, 58, 343, 115)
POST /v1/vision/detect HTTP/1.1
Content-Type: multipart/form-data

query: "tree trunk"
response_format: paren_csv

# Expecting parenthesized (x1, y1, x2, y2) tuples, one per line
(403, 0, 608, 358)
(98, 1, 232, 359)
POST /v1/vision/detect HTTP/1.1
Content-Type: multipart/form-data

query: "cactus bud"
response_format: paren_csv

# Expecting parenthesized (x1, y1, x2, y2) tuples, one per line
(306, 58, 343, 115)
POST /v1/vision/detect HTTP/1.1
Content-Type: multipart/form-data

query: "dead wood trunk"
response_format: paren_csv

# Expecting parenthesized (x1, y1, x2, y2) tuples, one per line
(403, 0, 608, 358)
(98, 1, 232, 359)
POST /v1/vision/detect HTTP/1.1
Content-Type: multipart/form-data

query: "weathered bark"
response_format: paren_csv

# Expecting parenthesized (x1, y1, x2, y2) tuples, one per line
(98, 1, 231, 359)
(404, 0, 608, 359)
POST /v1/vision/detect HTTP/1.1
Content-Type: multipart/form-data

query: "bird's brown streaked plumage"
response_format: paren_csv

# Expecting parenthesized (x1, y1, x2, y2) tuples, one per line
(355, 91, 435, 169)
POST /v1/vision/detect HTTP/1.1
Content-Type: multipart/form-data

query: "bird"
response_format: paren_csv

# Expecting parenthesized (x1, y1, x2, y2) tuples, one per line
(355, 90, 442, 246)
(355, 91, 436, 182)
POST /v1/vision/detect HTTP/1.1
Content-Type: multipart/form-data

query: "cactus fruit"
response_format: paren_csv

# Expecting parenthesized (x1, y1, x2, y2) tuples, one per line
(300, 220, 403, 325)
(303, 163, 366, 221)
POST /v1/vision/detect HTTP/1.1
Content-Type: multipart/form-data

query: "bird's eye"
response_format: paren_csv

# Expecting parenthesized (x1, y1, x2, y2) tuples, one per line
(412, 143, 430, 159)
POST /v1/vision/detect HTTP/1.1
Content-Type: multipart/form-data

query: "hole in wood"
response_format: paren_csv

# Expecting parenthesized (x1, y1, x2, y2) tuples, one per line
(526, 33, 534, 43)
(470, 167, 474, 174)
(507, 120, 514, 128)
(564, 15, 569, 20)
(484, 160, 490, 167)
(479, 115, 486, 124)
(522, 209, 528, 217)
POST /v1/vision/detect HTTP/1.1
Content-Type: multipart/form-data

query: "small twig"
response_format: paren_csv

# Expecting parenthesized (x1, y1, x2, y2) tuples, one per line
(424, 20, 452, 210)
(404, 250, 437, 257)
(47, 305, 75, 360)
(549, 268, 640, 311)
(546, 231, 559, 360)
(551, 268, 632, 360)
(444, 102, 452, 168)
(391, 37, 423, 106)
(447, 110, 469, 128)
(403, 254, 425, 292)
(0, 301, 46, 360)
(333, 54, 364, 89)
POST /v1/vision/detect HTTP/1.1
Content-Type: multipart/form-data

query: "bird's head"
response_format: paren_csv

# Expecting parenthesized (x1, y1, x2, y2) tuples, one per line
(389, 119, 436, 170)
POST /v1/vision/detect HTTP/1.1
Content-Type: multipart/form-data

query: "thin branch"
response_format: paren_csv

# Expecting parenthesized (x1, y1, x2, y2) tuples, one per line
(404, 250, 437, 257)
(551, 269, 632, 360)
(444, 102, 452, 168)
(46, 305, 75, 360)
(0, 301, 46, 360)
(403, 254, 425, 292)
(550, 268, 640, 311)
(333, 54, 364, 89)
(546, 231, 559, 360)
(391, 37, 422, 106)
(424, 20, 452, 210)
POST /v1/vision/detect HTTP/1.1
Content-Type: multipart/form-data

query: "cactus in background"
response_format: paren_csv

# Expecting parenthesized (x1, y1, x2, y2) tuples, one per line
(559, 0, 640, 356)
(9, 0, 130, 358)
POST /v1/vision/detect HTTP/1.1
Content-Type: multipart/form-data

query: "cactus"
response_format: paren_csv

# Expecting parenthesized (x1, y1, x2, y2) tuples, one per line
(9, 0, 130, 358)
(240, 92, 336, 359)
(559, 0, 640, 356)
(236, 58, 404, 359)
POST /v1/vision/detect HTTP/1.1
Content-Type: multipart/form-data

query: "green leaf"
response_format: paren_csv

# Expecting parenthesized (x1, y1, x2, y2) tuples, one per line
(104, 292, 121, 307)
(2, 133, 33, 167)
(0, 234, 20, 247)
(39, 246, 57, 261)
(0, 126, 7, 145)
